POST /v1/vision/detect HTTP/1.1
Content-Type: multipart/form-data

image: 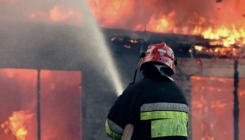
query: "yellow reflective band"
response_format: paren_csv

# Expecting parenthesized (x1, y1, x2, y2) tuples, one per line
(151, 119, 188, 137)
(140, 111, 188, 120)
(105, 120, 122, 140)
(106, 119, 123, 134)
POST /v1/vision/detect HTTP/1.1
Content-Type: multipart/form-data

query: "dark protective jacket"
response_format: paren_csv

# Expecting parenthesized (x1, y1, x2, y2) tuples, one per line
(105, 73, 189, 140)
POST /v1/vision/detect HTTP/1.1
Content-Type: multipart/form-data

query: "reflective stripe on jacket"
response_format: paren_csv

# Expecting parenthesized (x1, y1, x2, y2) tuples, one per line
(105, 118, 123, 140)
(106, 76, 189, 140)
(140, 102, 189, 138)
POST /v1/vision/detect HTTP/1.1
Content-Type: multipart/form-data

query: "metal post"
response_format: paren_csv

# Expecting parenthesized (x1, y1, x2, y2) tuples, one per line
(233, 58, 239, 140)
(80, 70, 84, 140)
(37, 69, 41, 140)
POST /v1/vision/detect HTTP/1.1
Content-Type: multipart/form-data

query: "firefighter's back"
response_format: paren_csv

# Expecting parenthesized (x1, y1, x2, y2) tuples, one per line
(127, 76, 189, 140)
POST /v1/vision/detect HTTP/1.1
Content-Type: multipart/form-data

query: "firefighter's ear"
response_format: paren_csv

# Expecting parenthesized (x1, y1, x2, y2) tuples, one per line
(174, 59, 177, 66)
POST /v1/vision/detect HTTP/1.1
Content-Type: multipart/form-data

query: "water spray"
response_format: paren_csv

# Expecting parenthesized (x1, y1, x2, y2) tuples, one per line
(80, 0, 124, 95)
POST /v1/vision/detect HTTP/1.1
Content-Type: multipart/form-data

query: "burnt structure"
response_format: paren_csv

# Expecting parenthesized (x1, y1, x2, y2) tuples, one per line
(0, 21, 245, 140)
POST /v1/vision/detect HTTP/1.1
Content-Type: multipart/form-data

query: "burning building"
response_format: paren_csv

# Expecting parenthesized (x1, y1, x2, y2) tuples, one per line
(0, 0, 245, 140)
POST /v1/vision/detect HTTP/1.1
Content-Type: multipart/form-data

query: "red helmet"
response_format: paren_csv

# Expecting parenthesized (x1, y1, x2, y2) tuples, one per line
(140, 42, 176, 75)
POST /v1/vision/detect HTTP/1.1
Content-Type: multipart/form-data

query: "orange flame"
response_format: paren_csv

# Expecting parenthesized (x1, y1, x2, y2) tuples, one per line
(86, 0, 245, 49)
(1, 110, 34, 140)
(50, 6, 75, 21)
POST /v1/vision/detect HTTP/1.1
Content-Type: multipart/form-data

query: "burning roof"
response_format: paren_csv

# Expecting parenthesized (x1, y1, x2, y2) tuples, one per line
(88, 0, 245, 58)
(1, 0, 245, 59)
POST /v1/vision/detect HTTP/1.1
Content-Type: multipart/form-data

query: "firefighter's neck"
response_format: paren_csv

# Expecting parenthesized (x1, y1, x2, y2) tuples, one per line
(153, 64, 174, 81)
(142, 68, 164, 78)
(142, 65, 173, 81)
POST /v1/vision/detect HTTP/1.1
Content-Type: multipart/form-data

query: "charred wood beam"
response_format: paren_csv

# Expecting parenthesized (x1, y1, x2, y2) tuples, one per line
(102, 28, 201, 47)
(102, 28, 245, 59)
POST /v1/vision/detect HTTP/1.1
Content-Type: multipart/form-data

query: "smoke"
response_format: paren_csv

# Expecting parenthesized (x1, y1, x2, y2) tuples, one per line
(0, 0, 125, 92)
(0, 1, 124, 140)
(1, 1, 245, 139)
(0, 0, 83, 25)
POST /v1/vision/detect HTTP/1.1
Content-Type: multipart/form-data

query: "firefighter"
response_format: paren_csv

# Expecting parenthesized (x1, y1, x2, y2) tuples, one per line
(105, 42, 189, 140)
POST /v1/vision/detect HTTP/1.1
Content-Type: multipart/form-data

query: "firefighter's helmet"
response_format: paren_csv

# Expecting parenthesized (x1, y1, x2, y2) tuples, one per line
(140, 42, 177, 75)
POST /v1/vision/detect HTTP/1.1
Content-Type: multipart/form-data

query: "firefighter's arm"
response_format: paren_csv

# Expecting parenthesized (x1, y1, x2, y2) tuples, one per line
(121, 124, 134, 140)
(106, 90, 135, 139)
(105, 95, 126, 139)
(105, 118, 123, 139)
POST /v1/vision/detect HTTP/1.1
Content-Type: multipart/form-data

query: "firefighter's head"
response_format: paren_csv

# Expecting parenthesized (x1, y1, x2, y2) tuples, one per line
(140, 42, 177, 79)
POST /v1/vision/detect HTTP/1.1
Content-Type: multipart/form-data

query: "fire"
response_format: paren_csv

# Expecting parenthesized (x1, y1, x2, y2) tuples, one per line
(1, 110, 34, 140)
(86, 0, 135, 29)
(191, 76, 235, 140)
(2, 0, 245, 48)
(202, 26, 245, 47)
(192, 44, 244, 58)
(49, 6, 76, 21)
(146, 11, 176, 33)
(86, 0, 245, 56)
